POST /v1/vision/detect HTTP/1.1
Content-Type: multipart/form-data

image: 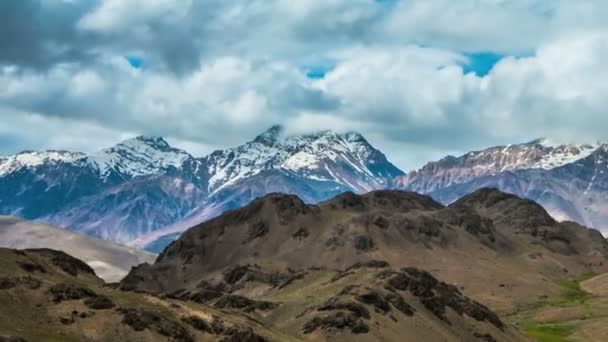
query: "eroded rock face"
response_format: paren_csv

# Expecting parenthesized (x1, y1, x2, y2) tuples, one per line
(17, 261, 46, 274)
(167, 278, 281, 314)
(302, 267, 419, 336)
(181, 316, 268, 342)
(188, 289, 224, 303)
(213, 294, 279, 312)
(118, 308, 193, 342)
(378, 268, 504, 329)
(48, 284, 97, 303)
(303, 311, 370, 335)
(84, 296, 115, 310)
(181, 316, 223, 334)
(244, 221, 269, 244)
(439, 205, 497, 243)
(301, 265, 505, 337)
(221, 328, 267, 342)
(222, 264, 290, 288)
(292, 227, 309, 240)
(317, 299, 371, 320)
(0, 276, 41, 290)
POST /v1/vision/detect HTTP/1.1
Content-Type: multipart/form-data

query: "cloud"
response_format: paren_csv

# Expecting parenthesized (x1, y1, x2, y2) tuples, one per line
(0, 55, 338, 150)
(0, 0, 96, 69)
(1, 0, 608, 170)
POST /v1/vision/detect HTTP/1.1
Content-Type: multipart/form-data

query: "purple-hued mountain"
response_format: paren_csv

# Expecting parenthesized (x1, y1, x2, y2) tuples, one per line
(394, 139, 608, 235)
(0, 126, 403, 251)
(2, 129, 606, 253)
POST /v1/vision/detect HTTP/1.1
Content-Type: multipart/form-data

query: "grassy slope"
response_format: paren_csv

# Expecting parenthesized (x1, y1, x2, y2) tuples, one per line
(508, 272, 608, 342)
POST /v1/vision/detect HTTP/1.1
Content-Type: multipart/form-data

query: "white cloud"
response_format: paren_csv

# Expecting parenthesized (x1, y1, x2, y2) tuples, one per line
(2, 0, 608, 169)
(78, 0, 192, 33)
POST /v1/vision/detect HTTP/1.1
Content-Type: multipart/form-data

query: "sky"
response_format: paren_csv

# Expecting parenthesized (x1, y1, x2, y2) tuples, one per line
(1, 0, 608, 170)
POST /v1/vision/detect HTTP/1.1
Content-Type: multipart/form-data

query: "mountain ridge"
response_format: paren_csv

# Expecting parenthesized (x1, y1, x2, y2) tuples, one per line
(0, 126, 403, 246)
(396, 140, 608, 234)
(2, 127, 607, 249)
(119, 187, 607, 341)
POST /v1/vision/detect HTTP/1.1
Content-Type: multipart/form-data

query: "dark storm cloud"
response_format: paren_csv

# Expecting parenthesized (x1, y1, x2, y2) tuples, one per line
(0, 1, 98, 69)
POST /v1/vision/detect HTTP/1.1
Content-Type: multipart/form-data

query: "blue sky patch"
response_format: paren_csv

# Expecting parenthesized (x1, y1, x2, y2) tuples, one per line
(462, 52, 505, 77)
(125, 56, 144, 69)
(305, 65, 334, 79)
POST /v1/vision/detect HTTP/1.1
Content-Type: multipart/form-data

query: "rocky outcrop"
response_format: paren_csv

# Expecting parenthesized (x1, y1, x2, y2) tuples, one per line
(378, 268, 504, 329)
(48, 284, 97, 303)
(118, 308, 193, 342)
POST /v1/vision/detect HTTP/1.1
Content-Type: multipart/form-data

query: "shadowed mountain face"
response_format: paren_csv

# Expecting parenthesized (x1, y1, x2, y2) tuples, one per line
(122, 189, 608, 318)
(0, 127, 403, 249)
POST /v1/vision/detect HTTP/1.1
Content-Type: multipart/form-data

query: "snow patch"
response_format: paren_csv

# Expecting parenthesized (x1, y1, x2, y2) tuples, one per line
(0, 150, 86, 176)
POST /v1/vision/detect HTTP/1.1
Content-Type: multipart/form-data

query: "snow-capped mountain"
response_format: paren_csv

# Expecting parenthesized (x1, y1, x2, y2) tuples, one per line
(395, 139, 608, 234)
(0, 126, 403, 248)
(0, 150, 87, 176)
(135, 126, 404, 251)
(394, 139, 599, 194)
(7, 127, 604, 251)
(205, 125, 403, 194)
(89, 136, 194, 180)
(0, 136, 203, 243)
(0, 136, 196, 182)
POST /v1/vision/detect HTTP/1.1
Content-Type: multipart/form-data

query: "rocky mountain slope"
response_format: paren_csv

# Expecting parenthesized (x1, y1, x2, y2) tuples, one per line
(1, 189, 606, 341)
(122, 189, 607, 313)
(0, 248, 277, 341)
(0, 245, 522, 342)
(0, 216, 155, 282)
(395, 139, 608, 234)
(0, 126, 402, 249)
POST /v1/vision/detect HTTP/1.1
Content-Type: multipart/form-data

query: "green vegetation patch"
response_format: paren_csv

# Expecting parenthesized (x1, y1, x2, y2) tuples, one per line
(523, 322, 574, 342)
(556, 279, 591, 305)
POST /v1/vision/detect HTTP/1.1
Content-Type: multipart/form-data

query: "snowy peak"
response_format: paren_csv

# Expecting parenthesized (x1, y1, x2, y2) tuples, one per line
(252, 125, 283, 145)
(89, 135, 193, 179)
(204, 127, 403, 194)
(114, 136, 173, 151)
(534, 143, 598, 170)
(0, 150, 86, 176)
(395, 138, 604, 193)
(280, 130, 376, 173)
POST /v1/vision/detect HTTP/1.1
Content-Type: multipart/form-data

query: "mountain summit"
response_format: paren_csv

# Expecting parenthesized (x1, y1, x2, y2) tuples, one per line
(205, 125, 403, 195)
(89, 135, 193, 180)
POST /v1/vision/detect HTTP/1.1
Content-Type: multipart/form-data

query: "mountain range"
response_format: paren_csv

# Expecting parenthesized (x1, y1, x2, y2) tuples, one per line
(4, 188, 608, 341)
(395, 139, 608, 233)
(1, 127, 606, 252)
(0, 126, 403, 251)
